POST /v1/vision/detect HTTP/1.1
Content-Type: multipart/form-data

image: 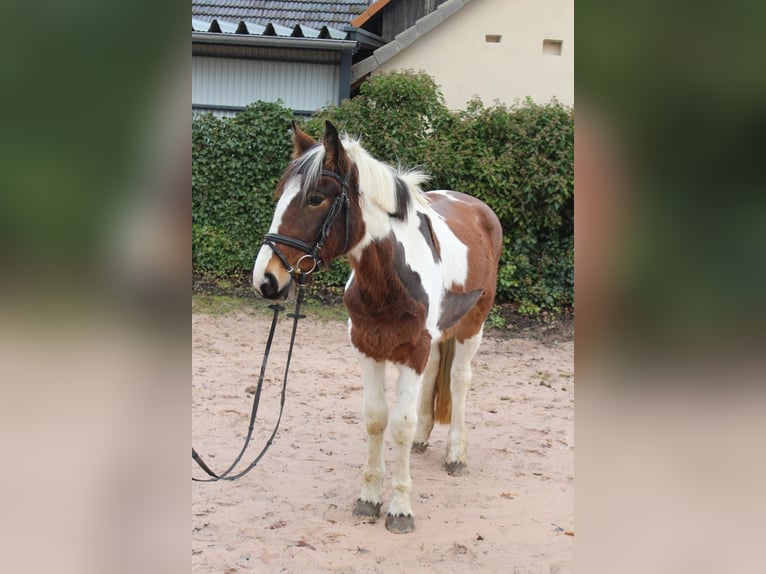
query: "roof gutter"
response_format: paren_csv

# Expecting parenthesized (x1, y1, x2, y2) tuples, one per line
(343, 26, 386, 50)
(192, 32, 357, 52)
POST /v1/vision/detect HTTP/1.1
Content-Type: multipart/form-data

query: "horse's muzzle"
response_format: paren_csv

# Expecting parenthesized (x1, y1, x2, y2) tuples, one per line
(258, 272, 292, 301)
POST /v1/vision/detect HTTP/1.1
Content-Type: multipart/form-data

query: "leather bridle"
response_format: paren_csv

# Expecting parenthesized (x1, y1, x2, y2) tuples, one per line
(262, 169, 352, 277)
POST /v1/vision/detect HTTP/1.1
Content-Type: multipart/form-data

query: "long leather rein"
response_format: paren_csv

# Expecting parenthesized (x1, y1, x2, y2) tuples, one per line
(192, 274, 307, 481)
(192, 168, 350, 481)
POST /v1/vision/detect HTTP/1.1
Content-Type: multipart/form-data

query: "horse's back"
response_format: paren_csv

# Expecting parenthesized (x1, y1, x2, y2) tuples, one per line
(426, 190, 503, 266)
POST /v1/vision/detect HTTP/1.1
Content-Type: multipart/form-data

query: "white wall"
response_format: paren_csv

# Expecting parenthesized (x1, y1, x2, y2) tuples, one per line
(376, 0, 573, 109)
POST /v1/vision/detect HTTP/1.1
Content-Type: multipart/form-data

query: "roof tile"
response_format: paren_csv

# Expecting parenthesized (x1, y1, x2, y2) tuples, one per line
(192, 0, 369, 30)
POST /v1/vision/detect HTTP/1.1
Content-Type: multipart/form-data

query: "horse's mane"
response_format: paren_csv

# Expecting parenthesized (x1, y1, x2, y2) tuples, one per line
(282, 136, 430, 215)
(343, 138, 431, 214)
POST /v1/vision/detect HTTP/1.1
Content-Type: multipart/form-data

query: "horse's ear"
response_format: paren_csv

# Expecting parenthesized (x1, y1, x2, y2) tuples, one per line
(292, 121, 317, 158)
(322, 120, 344, 167)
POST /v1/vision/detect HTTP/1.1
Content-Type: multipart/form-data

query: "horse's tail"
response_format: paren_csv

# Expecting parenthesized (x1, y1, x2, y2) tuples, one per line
(433, 336, 455, 424)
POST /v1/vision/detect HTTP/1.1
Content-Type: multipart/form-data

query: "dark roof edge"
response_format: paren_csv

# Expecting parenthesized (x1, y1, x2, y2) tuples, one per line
(192, 31, 358, 52)
(344, 26, 386, 50)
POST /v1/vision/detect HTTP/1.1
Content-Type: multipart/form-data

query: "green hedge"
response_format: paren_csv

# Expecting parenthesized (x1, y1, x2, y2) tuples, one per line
(192, 71, 573, 313)
(423, 98, 574, 313)
(192, 102, 295, 276)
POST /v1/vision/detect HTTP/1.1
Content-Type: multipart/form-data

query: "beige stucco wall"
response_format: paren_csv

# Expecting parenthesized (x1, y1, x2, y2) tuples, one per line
(375, 0, 573, 109)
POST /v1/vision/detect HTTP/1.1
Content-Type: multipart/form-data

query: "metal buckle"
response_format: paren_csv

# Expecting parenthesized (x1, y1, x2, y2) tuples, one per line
(294, 254, 319, 276)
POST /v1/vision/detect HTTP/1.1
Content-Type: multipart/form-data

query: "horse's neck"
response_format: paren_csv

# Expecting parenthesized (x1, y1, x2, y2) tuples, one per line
(348, 236, 394, 291)
(346, 234, 415, 314)
(345, 167, 430, 311)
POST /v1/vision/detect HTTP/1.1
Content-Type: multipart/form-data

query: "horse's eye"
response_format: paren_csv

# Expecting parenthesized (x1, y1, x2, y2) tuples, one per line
(307, 194, 324, 206)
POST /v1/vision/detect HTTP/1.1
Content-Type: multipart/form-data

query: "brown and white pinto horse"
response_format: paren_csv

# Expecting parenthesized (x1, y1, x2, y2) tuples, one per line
(253, 121, 503, 533)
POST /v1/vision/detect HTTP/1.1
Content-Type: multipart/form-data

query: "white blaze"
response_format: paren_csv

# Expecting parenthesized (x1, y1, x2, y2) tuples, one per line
(252, 176, 302, 287)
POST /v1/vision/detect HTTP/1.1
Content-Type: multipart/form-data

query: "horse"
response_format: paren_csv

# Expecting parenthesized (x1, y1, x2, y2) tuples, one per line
(252, 121, 503, 533)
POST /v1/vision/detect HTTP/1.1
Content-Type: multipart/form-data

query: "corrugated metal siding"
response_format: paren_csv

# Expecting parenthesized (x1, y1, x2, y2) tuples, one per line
(192, 55, 339, 114)
(192, 107, 240, 118)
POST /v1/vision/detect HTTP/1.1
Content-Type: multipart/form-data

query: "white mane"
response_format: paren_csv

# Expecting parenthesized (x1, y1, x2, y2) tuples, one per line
(341, 137, 431, 214)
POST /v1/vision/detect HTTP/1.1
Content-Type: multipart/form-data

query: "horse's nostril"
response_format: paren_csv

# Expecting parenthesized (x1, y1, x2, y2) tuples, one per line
(260, 272, 279, 299)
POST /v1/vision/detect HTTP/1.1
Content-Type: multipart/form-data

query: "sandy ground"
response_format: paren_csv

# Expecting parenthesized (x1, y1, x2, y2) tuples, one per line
(192, 306, 573, 574)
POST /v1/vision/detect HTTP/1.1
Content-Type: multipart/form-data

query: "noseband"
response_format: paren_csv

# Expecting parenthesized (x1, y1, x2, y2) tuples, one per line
(263, 169, 351, 276)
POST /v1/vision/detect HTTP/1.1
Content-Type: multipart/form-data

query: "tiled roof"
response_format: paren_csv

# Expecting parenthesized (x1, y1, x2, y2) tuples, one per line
(192, 17, 349, 40)
(192, 1, 370, 31)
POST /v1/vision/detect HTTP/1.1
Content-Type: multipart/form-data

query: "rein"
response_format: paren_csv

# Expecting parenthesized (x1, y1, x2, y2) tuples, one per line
(192, 273, 308, 482)
(193, 169, 351, 481)
(263, 169, 351, 274)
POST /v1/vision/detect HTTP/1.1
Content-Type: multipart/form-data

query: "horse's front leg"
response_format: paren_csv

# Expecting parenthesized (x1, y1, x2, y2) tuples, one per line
(352, 352, 387, 520)
(385, 364, 422, 533)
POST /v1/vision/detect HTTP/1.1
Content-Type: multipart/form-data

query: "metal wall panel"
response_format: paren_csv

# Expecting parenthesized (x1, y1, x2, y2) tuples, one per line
(192, 56, 339, 115)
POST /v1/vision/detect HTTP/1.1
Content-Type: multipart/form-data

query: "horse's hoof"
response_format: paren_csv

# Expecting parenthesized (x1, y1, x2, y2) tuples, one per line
(385, 513, 415, 533)
(411, 441, 428, 453)
(446, 461, 468, 476)
(353, 499, 382, 520)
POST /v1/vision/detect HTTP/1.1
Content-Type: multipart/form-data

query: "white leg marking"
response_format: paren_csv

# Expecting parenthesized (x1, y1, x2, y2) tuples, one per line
(446, 328, 483, 468)
(387, 365, 422, 519)
(413, 342, 439, 448)
(355, 352, 388, 506)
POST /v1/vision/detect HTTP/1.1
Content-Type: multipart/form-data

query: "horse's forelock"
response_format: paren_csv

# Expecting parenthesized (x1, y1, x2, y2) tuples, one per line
(273, 145, 326, 201)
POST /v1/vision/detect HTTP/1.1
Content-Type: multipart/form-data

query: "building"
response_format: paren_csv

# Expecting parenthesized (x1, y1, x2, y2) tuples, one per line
(351, 0, 574, 108)
(191, 1, 573, 117)
(192, 1, 374, 117)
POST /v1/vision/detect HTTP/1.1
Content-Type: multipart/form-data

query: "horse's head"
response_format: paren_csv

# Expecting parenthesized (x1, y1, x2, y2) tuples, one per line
(253, 121, 361, 300)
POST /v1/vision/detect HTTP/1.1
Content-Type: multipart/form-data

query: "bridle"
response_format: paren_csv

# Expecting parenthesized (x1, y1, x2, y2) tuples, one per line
(262, 169, 352, 277)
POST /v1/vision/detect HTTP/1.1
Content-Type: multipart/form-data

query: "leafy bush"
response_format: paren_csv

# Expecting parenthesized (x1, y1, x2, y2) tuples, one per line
(304, 70, 450, 167)
(192, 102, 294, 276)
(422, 97, 574, 310)
(192, 72, 574, 313)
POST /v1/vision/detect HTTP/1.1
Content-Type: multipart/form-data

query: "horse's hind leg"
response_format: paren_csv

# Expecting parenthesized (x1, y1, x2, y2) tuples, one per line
(446, 327, 484, 476)
(412, 342, 439, 453)
(352, 353, 387, 520)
